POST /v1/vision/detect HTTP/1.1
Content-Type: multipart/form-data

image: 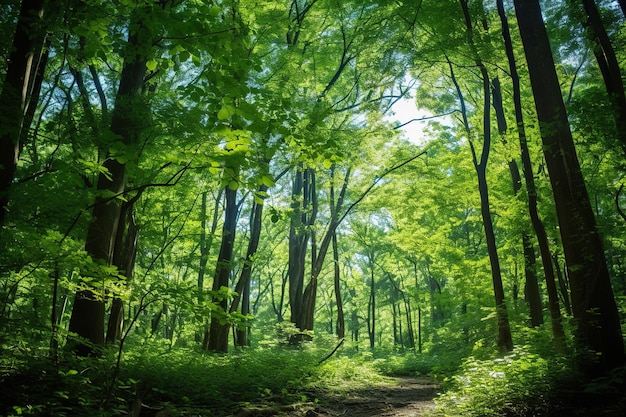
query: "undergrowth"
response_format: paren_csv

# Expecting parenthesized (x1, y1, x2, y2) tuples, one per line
(2, 332, 624, 417)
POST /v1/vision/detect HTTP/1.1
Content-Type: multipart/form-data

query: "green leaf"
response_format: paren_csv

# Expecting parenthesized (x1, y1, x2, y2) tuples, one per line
(217, 107, 231, 120)
(260, 175, 275, 187)
(146, 59, 158, 71)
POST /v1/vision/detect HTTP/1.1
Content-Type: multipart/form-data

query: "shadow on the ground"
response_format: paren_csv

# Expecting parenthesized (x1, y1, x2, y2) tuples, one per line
(232, 376, 440, 417)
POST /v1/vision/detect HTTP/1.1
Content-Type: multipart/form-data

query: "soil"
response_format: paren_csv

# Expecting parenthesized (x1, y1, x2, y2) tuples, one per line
(231, 376, 440, 417)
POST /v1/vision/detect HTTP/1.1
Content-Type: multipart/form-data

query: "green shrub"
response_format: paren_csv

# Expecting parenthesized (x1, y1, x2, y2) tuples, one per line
(428, 346, 571, 417)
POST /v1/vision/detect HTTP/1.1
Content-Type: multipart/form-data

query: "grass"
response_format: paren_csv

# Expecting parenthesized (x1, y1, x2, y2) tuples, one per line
(2, 334, 625, 417)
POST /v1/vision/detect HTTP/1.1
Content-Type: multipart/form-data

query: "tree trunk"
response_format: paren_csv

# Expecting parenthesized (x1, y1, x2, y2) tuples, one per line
(368, 257, 376, 349)
(510, 158, 543, 327)
(287, 167, 311, 330)
(578, 0, 626, 153)
(454, 0, 514, 352)
(197, 190, 221, 343)
(553, 253, 573, 316)
(0, 0, 49, 224)
(106, 203, 138, 342)
(332, 231, 345, 338)
(68, 6, 150, 354)
(514, 0, 624, 372)
(207, 184, 238, 353)
(404, 296, 415, 349)
(417, 306, 422, 353)
(497, 0, 566, 350)
(494, 75, 544, 328)
(231, 184, 268, 347)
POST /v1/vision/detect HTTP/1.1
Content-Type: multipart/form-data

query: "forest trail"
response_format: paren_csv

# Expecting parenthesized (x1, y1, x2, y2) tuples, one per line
(233, 376, 440, 417)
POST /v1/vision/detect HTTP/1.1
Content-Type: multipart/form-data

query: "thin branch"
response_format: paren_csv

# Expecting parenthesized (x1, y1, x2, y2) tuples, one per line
(393, 110, 460, 129)
(338, 151, 427, 225)
(317, 338, 345, 365)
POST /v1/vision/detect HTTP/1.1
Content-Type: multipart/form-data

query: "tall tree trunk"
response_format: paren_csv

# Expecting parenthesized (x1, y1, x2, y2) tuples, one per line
(368, 256, 376, 349)
(106, 202, 138, 342)
(403, 296, 415, 349)
(287, 167, 311, 330)
(455, 0, 514, 352)
(207, 184, 239, 353)
(497, 0, 565, 350)
(577, 0, 626, 153)
(0, 0, 49, 224)
(231, 184, 268, 347)
(514, 0, 624, 372)
(299, 166, 351, 332)
(494, 75, 544, 328)
(332, 231, 345, 338)
(68, 6, 151, 355)
(349, 288, 359, 344)
(553, 253, 573, 316)
(197, 190, 221, 344)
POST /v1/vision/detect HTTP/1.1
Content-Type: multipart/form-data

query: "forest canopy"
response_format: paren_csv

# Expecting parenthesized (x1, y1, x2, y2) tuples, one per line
(1, 0, 625, 416)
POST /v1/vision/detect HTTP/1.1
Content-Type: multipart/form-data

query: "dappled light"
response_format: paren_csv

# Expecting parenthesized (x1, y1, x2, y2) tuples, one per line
(1, 0, 625, 416)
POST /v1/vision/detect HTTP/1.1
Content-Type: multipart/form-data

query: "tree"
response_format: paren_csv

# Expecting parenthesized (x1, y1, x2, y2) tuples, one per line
(496, 0, 565, 349)
(453, 0, 513, 353)
(513, 0, 624, 372)
(68, 3, 156, 354)
(0, 0, 50, 224)
(576, 0, 626, 154)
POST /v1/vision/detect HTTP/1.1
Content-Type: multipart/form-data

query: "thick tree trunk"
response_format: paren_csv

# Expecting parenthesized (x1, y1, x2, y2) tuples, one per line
(231, 185, 268, 347)
(0, 0, 48, 224)
(106, 204, 138, 343)
(207, 185, 238, 353)
(497, 0, 566, 350)
(514, 0, 624, 372)
(68, 7, 150, 354)
(287, 167, 310, 329)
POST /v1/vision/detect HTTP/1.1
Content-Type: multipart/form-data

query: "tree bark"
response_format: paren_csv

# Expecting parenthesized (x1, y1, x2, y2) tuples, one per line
(577, 0, 626, 154)
(0, 0, 49, 224)
(105, 202, 138, 342)
(456, 0, 514, 353)
(332, 231, 345, 338)
(231, 184, 268, 347)
(494, 75, 544, 328)
(497, 0, 566, 350)
(68, 6, 151, 355)
(287, 167, 312, 331)
(367, 254, 376, 349)
(206, 184, 239, 353)
(514, 0, 624, 372)
(553, 253, 573, 316)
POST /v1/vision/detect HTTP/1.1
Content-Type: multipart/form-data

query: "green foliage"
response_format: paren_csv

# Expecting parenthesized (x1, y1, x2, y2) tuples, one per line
(2, 1, 626, 416)
(429, 346, 573, 417)
(119, 346, 320, 413)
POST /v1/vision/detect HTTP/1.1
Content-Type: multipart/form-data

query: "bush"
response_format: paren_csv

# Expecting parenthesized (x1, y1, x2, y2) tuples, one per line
(428, 346, 571, 417)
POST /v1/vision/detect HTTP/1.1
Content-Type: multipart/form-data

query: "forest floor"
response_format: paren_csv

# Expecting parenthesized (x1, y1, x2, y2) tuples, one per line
(232, 376, 440, 417)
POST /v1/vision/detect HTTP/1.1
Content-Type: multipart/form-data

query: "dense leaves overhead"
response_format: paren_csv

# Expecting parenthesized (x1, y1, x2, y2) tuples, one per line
(0, 0, 625, 414)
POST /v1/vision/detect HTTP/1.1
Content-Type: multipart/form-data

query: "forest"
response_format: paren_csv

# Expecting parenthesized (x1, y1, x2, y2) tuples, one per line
(1, 0, 625, 416)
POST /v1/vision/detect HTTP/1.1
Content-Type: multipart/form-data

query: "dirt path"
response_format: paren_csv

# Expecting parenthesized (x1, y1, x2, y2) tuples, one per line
(233, 376, 440, 417)
(311, 376, 439, 417)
